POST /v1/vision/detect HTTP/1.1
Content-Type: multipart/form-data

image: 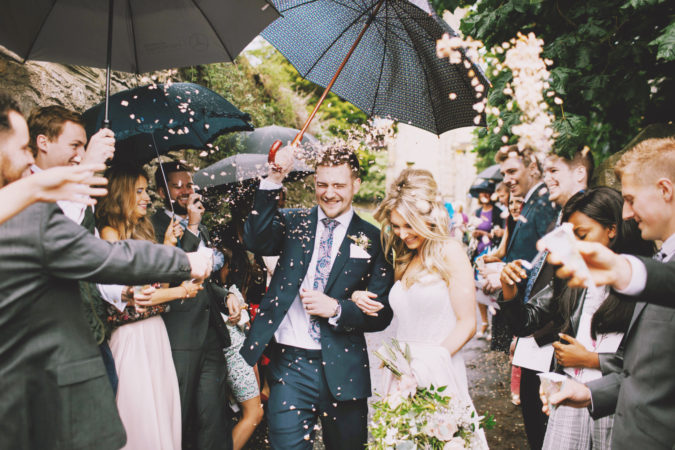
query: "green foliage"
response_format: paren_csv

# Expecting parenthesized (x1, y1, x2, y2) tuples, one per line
(435, 0, 674, 165)
(354, 149, 388, 204)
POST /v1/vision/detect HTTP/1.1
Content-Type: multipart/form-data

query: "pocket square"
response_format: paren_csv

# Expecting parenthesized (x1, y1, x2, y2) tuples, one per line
(350, 243, 371, 259)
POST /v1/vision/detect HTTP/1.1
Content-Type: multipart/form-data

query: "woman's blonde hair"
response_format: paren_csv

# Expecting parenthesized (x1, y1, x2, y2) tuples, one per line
(96, 164, 157, 242)
(374, 168, 453, 285)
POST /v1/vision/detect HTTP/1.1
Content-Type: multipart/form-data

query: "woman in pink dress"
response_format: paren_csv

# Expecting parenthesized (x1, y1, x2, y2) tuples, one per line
(96, 164, 202, 449)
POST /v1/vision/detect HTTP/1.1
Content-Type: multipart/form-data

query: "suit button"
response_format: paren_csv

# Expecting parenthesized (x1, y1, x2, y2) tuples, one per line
(165, 305, 171, 313)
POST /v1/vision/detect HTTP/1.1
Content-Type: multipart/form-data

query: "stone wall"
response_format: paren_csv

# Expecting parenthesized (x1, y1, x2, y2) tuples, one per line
(0, 45, 165, 115)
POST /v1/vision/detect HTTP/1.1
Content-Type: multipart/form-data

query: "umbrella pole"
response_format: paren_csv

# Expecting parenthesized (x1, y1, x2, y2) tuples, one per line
(269, 0, 385, 161)
(103, 0, 115, 129)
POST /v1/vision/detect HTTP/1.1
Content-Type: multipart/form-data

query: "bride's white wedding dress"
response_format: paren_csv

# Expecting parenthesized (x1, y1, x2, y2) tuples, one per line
(382, 273, 489, 449)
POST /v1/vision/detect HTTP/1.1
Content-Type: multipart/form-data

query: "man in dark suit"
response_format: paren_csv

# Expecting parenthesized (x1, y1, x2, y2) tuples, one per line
(0, 94, 213, 450)
(151, 161, 235, 450)
(240, 145, 394, 450)
(498, 149, 594, 449)
(544, 137, 675, 449)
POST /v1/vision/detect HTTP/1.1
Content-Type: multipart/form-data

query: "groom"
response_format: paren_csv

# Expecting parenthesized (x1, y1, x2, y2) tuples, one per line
(240, 145, 394, 449)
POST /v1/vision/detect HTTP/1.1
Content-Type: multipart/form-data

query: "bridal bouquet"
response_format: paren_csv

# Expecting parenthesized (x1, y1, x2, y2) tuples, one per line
(368, 340, 494, 450)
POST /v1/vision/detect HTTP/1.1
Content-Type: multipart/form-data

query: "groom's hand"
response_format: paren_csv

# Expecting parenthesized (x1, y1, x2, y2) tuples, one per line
(300, 289, 339, 318)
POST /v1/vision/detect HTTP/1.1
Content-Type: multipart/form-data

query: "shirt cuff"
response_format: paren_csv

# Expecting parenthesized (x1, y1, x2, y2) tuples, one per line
(328, 302, 342, 326)
(614, 254, 647, 296)
(97, 283, 127, 312)
(259, 178, 283, 190)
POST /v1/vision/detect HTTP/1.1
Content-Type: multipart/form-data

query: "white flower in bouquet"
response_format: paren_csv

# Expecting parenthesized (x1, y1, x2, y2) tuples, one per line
(444, 437, 467, 450)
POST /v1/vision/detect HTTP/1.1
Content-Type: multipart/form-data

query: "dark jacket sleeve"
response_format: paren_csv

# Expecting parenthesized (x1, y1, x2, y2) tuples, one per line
(587, 371, 623, 419)
(42, 206, 192, 285)
(243, 188, 286, 256)
(499, 283, 560, 337)
(635, 257, 675, 307)
(336, 235, 394, 333)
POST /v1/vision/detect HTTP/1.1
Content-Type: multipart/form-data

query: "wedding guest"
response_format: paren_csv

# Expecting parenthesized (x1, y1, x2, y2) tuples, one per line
(218, 248, 264, 450)
(152, 160, 236, 450)
(28, 105, 120, 391)
(543, 138, 675, 449)
(0, 94, 213, 450)
(501, 187, 654, 449)
(96, 164, 204, 449)
(498, 148, 594, 449)
(491, 145, 559, 355)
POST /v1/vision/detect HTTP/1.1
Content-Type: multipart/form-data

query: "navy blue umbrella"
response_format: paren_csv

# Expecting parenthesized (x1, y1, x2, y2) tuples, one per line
(262, 0, 489, 140)
(83, 82, 253, 164)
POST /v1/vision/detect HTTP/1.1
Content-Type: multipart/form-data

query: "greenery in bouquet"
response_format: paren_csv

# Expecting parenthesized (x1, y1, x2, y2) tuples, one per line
(369, 340, 495, 449)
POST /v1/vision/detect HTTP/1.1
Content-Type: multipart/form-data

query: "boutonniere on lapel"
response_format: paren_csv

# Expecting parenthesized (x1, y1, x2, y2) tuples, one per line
(348, 233, 372, 259)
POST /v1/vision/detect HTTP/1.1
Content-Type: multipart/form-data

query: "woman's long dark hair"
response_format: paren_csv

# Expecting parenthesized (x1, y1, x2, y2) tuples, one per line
(559, 187, 655, 339)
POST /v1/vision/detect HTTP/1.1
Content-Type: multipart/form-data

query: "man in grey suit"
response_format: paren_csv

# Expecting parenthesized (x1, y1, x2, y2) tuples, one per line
(0, 97, 213, 449)
(543, 137, 675, 449)
(152, 161, 236, 450)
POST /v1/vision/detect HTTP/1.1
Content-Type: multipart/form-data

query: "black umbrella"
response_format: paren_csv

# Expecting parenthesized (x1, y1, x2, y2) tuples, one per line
(261, 0, 489, 159)
(83, 82, 253, 164)
(469, 178, 497, 198)
(476, 164, 503, 182)
(231, 125, 318, 155)
(194, 153, 313, 189)
(0, 0, 279, 126)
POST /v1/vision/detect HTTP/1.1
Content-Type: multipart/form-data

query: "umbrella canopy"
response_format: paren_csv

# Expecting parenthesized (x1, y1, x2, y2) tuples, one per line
(194, 153, 313, 189)
(83, 82, 253, 164)
(0, 0, 278, 73)
(262, 0, 489, 136)
(476, 164, 503, 182)
(232, 125, 318, 155)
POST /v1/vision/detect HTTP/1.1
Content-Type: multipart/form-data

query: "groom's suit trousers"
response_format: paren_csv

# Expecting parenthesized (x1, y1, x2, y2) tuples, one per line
(266, 344, 368, 450)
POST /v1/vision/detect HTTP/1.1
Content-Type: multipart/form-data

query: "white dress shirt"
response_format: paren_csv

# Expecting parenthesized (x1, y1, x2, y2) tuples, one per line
(259, 178, 352, 349)
(617, 233, 675, 296)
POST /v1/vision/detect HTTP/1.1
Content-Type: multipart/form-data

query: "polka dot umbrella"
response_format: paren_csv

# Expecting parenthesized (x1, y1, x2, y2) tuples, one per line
(262, 0, 490, 161)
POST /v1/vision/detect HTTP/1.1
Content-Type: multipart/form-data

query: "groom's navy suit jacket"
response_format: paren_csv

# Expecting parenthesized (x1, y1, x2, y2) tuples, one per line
(240, 188, 394, 400)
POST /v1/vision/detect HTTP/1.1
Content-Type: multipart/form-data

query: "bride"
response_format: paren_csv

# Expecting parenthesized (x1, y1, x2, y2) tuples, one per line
(351, 168, 488, 447)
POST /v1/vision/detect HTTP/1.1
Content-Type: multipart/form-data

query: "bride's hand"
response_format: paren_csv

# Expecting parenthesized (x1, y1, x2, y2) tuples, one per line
(350, 290, 383, 316)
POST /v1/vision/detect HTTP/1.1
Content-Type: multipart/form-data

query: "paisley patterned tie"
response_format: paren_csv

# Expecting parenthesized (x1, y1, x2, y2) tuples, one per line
(308, 218, 339, 342)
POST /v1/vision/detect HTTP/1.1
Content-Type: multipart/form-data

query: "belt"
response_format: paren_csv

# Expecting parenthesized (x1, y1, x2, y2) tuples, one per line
(273, 343, 322, 359)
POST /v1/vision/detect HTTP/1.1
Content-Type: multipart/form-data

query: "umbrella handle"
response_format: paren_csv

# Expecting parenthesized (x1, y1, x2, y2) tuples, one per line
(268, 139, 283, 169)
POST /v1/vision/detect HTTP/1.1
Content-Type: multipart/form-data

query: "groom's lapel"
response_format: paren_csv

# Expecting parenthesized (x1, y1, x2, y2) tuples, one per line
(324, 214, 362, 293)
(299, 206, 318, 279)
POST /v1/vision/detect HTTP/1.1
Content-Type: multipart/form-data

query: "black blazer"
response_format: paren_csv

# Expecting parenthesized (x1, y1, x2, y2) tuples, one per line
(587, 257, 675, 448)
(505, 183, 559, 263)
(0, 204, 192, 450)
(240, 188, 394, 400)
(151, 211, 230, 350)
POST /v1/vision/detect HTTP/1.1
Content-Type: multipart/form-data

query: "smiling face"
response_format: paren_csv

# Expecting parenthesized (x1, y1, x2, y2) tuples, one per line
(620, 172, 671, 241)
(390, 208, 426, 250)
(161, 171, 194, 214)
(500, 155, 537, 198)
(0, 111, 34, 186)
(314, 163, 360, 218)
(544, 156, 585, 206)
(38, 120, 87, 168)
(133, 176, 151, 219)
(568, 211, 615, 246)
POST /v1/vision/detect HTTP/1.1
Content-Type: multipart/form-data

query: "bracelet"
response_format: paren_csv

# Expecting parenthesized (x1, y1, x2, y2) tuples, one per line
(180, 285, 189, 298)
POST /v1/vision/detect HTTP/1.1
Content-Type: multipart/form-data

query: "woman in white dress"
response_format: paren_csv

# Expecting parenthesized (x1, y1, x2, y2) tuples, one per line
(352, 168, 488, 448)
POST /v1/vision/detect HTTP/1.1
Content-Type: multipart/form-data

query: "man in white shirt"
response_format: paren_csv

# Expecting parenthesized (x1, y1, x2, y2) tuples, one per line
(27, 105, 120, 390)
(541, 137, 675, 449)
(241, 145, 394, 450)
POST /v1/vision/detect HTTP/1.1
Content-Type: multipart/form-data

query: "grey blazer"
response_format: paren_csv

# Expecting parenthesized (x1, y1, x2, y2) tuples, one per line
(587, 257, 675, 449)
(0, 204, 192, 450)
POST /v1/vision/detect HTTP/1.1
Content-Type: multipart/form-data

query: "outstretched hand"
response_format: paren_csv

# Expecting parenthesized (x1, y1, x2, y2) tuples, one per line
(30, 164, 108, 204)
(267, 145, 295, 184)
(539, 239, 632, 290)
(351, 290, 383, 316)
(540, 378, 591, 416)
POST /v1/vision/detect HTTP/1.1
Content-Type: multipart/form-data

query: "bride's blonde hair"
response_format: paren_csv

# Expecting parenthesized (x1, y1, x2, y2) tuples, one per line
(374, 168, 453, 285)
